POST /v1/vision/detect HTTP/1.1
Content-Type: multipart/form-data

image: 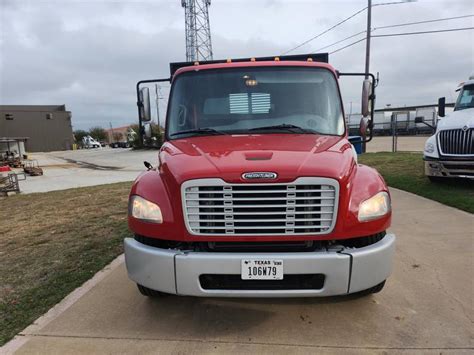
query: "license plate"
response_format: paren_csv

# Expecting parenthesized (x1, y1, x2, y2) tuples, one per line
(241, 259, 283, 280)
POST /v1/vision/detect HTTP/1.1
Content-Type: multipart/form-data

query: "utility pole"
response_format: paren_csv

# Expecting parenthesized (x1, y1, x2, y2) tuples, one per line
(109, 122, 115, 143)
(181, 0, 213, 61)
(365, 0, 372, 79)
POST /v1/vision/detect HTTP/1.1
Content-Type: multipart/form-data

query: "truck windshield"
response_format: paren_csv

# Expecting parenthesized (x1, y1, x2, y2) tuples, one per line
(455, 84, 474, 111)
(167, 67, 344, 138)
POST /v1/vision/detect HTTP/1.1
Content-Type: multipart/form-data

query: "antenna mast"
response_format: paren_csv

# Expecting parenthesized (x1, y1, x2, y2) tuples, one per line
(181, 0, 213, 61)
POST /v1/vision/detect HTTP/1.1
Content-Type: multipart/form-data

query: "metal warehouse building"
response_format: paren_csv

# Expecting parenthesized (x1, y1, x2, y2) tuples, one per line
(0, 105, 74, 152)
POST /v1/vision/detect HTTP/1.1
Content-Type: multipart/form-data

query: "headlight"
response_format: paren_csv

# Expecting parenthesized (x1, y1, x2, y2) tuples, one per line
(129, 195, 163, 223)
(358, 191, 391, 222)
(424, 142, 435, 154)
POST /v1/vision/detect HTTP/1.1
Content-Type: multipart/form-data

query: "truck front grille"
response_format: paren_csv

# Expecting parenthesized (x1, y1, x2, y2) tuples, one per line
(438, 128, 474, 156)
(181, 178, 339, 236)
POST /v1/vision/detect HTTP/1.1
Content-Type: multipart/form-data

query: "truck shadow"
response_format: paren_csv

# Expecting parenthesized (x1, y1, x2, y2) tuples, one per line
(138, 292, 375, 338)
(141, 296, 273, 337)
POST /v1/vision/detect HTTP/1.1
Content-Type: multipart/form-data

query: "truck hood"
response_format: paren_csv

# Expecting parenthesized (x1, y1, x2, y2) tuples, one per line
(437, 108, 474, 131)
(159, 134, 356, 185)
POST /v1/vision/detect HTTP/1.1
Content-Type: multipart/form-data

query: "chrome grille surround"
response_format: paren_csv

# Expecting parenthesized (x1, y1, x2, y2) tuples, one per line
(181, 177, 339, 236)
(437, 128, 474, 156)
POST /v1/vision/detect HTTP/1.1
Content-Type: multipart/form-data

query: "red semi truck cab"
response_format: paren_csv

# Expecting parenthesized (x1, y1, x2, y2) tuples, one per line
(125, 54, 395, 297)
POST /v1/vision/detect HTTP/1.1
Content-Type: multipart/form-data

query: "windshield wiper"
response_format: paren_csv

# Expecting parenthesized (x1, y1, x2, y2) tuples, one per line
(170, 127, 228, 137)
(248, 124, 318, 134)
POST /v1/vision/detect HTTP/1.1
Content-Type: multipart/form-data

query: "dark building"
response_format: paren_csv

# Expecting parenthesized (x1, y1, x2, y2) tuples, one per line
(0, 105, 74, 152)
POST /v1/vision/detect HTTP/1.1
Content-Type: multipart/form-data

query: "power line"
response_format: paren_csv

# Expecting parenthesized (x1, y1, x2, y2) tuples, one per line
(329, 37, 366, 54)
(372, 27, 474, 37)
(313, 30, 366, 52)
(282, 6, 367, 55)
(313, 14, 473, 53)
(282, 0, 419, 55)
(329, 26, 474, 55)
(373, 14, 474, 30)
(372, 0, 417, 6)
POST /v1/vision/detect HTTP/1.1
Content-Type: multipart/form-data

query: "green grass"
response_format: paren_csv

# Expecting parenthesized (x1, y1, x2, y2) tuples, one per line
(359, 152, 474, 214)
(0, 182, 132, 346)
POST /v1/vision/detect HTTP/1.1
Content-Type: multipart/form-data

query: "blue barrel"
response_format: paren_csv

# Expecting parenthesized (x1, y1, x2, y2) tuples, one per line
(348, 136, 364, 154)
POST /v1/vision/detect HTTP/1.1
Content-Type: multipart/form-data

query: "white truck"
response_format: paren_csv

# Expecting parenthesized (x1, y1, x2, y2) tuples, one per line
(82, 135, 102, 149)
(423, 75, 474, 180)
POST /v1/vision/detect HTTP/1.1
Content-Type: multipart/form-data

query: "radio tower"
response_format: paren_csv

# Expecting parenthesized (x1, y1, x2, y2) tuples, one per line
(181, 0, 213, 61)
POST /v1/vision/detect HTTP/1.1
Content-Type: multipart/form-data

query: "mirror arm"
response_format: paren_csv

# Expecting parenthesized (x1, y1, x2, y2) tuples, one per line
(420, 121, 435, 130)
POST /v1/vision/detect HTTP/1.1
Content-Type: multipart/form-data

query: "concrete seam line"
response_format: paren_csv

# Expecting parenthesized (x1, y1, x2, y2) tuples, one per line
(0, 254, 125, 355)
(9, 334, 474, 351)
(389, 187, 474, 217)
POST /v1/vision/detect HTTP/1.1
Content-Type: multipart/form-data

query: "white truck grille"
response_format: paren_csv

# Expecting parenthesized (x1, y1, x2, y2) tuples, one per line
(181, 178, 339, 236)
(438, 128, 474, 156)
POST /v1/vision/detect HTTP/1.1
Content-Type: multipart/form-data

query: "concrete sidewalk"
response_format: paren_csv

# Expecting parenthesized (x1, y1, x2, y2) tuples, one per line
(4, 189, 473, 354)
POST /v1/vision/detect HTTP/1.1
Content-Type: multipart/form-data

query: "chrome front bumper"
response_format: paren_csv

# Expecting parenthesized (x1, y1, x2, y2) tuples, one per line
(124, 234, 396, 297)
(424, 159, 474, 179)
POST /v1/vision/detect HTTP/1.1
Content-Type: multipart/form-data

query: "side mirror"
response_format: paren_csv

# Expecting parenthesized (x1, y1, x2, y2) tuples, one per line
(361, 79, 371, 117)
(139, 87, 152, 122)
(144, 161, 153, 170)
(359, 116, 369, 137)
(438, 97, 446, 118)
(144, 123, 152, 139)
(414, 116, 423, 124)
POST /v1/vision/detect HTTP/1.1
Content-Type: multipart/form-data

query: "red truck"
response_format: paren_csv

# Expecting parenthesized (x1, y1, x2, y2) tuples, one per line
(125, 54, 395, 297)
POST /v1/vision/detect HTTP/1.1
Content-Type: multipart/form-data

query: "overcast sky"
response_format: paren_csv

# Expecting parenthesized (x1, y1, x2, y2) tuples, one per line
(1, 0, 473, 130)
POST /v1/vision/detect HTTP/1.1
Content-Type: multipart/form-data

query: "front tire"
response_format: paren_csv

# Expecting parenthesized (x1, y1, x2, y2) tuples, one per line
(136, 284, 167, 297)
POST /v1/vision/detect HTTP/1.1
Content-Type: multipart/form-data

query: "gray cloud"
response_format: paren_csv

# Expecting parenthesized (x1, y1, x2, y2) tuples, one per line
(1, 0, 473, 130)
